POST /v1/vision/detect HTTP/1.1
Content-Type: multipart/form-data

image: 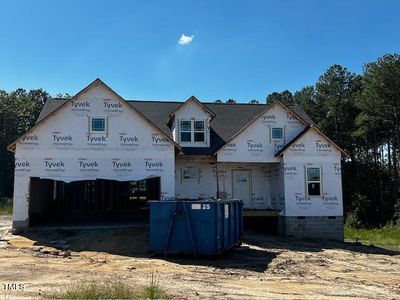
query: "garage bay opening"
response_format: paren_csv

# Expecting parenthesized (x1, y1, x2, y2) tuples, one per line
(28, 177, 160, 226)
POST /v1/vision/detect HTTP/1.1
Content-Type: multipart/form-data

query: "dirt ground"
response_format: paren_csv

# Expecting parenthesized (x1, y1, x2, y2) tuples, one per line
(1, 216, 399, 299)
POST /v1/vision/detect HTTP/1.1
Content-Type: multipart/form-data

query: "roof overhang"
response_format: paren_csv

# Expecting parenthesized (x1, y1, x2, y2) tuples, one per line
(213, 100, 309, 156)
(274, 124, 349, 158)
(167, 96, 216, 125)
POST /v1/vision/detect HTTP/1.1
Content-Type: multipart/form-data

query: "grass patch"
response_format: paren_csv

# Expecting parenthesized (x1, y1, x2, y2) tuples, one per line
(0, 198, 12, 215)
(345, 223, 400, 251)
(46, 276, 166, 299)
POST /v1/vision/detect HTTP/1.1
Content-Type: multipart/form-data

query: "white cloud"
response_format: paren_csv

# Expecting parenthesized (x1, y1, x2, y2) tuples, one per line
(178, 34, 194, 45)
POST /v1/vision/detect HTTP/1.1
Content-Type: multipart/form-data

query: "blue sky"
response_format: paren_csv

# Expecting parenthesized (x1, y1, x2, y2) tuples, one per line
(0, 1, 399, 102)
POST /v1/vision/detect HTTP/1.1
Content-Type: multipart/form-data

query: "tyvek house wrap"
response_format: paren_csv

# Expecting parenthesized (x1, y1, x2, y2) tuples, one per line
(282, 128, 343, 217)
(12, 82, 176, 222)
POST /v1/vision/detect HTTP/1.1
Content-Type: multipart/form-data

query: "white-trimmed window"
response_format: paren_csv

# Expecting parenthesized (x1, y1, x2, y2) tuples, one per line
(180, 120, 206, 143)
(182, 167, 199, 181)
(306, 167, 321, 196)
(90, 117, 106, 133)
(271, 127, 283, 140)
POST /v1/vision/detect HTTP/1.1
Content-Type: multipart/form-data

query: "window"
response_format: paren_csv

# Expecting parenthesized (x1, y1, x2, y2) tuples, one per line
(91, 117, 106, 133)
(194, 121, 205, 142)
(271, 127, 283, 140)
(180, 121, 192, 142)
(180, 120, 206, 143)
(182, 168, 199, 181)
(306, 167, 321, 196)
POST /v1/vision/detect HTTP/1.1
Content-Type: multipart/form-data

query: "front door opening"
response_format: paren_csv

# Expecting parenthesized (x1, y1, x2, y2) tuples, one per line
(28, 177, 161, 226)
(232, 169, 251, 206)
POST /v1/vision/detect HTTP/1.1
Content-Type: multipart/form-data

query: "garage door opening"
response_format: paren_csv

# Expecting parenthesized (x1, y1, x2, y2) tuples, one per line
(28, 177, 160, 226)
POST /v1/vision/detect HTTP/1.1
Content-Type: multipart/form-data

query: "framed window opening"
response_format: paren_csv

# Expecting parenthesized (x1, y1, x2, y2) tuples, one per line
(180, 120, 206, 143)
(306, 167, 321, 196)
(182, 167, 199, 181)
(271, 127, 284, 140)
(90, 116, 107, 133)
(180, 120, 192, 142)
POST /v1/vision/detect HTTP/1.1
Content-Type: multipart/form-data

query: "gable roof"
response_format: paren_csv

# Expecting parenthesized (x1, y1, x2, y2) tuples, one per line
(7, 78, 181, 152)
(213, 100, 311, 155)
(274, 124, 349, 157)
(32, 97, 313, 156)
(168, 96, 216, 124)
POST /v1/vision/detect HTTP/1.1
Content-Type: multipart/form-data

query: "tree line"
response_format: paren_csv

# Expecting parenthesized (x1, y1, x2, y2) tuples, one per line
(1, 53, 399, 227)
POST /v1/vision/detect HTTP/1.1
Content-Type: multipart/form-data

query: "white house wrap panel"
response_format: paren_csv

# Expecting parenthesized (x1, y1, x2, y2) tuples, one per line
(217, 103, 306, 163)
(12, 83, 175, 223)
(281, 129, 343, 217)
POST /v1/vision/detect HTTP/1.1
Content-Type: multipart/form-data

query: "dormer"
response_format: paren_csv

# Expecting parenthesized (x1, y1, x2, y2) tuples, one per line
(169, 96, 215, 147)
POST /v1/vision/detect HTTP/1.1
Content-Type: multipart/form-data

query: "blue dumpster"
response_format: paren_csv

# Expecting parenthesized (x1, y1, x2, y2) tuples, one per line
(149, 200, 243, 256)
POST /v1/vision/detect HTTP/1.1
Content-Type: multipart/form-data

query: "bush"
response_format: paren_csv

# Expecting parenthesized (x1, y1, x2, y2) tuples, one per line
(0, 198, 12, 215)
(46, 276, 166, 299)
(139, 273, 166, 300)
(394, 199, 400, 224)
(345, 211, 362, 229)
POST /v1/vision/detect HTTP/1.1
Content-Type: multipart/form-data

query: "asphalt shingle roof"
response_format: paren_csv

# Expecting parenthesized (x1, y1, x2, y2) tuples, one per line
(36, 99, 314, 156)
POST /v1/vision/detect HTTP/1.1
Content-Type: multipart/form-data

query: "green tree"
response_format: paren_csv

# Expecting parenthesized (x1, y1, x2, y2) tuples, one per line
(266, 90, 294, 104)
(355, 54, 400, 222)
(0, 89, 48, 198)
(297, 65, 362, 157)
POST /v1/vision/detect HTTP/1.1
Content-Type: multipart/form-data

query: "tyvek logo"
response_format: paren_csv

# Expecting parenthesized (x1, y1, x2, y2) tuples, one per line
(144, 159, 164, 172)
(322, 193, 339, 209)
(291, 142, 305, 151)
(295, 192, 311, 208)
(120, 135, 139, 143)
(251, 196, 264, 202)
(151, 134, 170, 150)
(15, 160, 31, 175)
(79, 159, 99, 172)
(284, 165, 297, 175)
(222, 142, 237, 153)
(247, 141, 263, 152)
(152, 136, 169, 144)
(104, 99, 123, 113)
(112, 159, 133, 171)
(104, 102, 122, 109)
(113, 161, 131, 168)
(261, 114, 276, 123)
(119, 134, 140, 148)
(15, 161, 30, 168)
(44, 159, 65, 172)
(333, 164, 341, 174)
(52, 133, 73, 146)
(261, 168, 271, 178)
(20, 134, 39, 145)
(71, 101, 90, 111)
(161, 193, 176, 201)
(212, 168, 227, 177)
(322, 194, 338, 202)
(315, 140, 331, 152)
(87, 135, 107, 146)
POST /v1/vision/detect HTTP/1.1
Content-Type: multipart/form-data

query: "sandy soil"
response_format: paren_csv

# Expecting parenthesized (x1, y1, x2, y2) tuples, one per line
(0, 216, 399, 299)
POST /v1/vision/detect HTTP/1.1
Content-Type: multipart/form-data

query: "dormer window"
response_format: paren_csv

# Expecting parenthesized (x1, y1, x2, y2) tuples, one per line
(194, 121, 205, 142)
(180, 120, 206, 143)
